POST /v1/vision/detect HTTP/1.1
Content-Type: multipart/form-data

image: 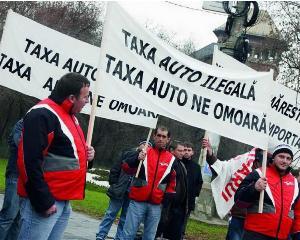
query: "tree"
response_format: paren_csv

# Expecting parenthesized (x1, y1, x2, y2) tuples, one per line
(268, 2, 300, 91)
(145, 20, 196, 56)
(0, 1, 104, 46)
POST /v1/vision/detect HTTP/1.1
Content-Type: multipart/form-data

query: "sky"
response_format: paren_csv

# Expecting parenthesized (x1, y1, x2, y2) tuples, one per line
(117, 1, 227, 50)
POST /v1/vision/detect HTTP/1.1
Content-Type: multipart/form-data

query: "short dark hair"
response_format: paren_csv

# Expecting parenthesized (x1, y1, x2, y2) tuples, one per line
(50, 72, 90, 104)
(154, 126, 171, 138)
(169, 140, 184, 152)
(184, 142, 194, 150)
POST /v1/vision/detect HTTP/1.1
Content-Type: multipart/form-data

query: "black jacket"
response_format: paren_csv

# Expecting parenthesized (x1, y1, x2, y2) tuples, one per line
(107, 150, 137, 200)
(182, 158, 203, 211)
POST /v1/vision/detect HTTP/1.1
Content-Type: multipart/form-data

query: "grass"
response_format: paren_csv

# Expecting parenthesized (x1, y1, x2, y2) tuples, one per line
(71, 189, 109, 219)
(0, 158, 227, 239)
(186, 219, 227, 240)
(0, 159, 6, 192)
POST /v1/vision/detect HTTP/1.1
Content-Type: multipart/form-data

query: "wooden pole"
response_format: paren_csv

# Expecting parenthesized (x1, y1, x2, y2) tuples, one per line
(86, 93, 98, 146)
(135, 128, 153, 178)
(258, 69, 273, 213)
(258, 150, 268, 213)
(86, 1, 109, 146)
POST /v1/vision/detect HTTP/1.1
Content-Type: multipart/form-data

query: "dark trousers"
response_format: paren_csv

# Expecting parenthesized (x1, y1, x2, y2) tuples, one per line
(226, 216, 245, 240)
(157, 207, 186, 240)
(156, 206, 185, 240)
(181, 209, 191, 237)
(0, 176, 20, 240)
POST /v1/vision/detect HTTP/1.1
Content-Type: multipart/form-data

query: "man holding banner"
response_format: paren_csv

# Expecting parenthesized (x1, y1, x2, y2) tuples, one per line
(96, 140, 152, 240)
(202, 138, 263, 240)
(121, 126, 176, 240)
(17, 73, 95, 240)
(235, 144, 298, 240)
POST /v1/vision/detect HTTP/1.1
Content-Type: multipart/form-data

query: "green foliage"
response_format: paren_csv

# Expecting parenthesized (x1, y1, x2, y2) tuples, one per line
(0, 159, 7, 193)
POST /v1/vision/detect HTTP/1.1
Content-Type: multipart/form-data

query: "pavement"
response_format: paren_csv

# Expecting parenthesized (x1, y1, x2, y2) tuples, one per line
(0, 193, 117, 240)
(0, 193, 227, 239)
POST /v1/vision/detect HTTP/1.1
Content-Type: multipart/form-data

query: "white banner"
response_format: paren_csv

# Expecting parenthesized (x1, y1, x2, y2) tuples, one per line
(211, 149, 256, 218)
(0, 10, 158, 128)
(214, 47, 300, 160)
(97, 2, 273, 149)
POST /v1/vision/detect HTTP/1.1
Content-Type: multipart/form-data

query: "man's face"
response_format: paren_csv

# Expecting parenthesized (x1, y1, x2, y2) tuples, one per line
(71, 86, 89, 114)
(273, 152, 292, 173)
(184, 147, 194, 159)
(153, 129, 170, 149)
(172, 144, 185, 160)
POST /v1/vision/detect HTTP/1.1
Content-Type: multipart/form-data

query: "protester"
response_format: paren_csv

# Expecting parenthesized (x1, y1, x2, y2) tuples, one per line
(96, 140, 152, 240)
(202, 138, 264, 240)
(122, 126, 176, 240)
(235, 144, 298, 240)
(181, 142, 203, 237)
(17, 73, 95, 240)
(156, 141, 188, 240)
(0, 119, 23, 240)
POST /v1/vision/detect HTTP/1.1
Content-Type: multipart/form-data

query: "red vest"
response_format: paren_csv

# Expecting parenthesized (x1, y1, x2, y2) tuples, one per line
(129, 147, 176, 204)
(18, 98, 87, 200)
(244, 165, 298, 239)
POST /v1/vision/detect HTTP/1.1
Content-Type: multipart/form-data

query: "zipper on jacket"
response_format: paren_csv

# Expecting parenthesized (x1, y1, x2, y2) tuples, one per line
(276, 176, 283, 239)
(71, 115, 87, 198)
(148, 150, 161, 201)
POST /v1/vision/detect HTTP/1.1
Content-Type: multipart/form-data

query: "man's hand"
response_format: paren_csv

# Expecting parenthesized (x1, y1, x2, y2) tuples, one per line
(86, 145, 95, 162)
(202, 138, 213, 156)
(138, 149, 146, 161)
(44, 204, 57, 217)
(255, 177, 267, 192)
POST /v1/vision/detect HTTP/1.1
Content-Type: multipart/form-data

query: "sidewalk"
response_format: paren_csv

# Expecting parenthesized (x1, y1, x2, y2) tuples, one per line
(1, 193, 227, 239)
(0, 193, 117, 240)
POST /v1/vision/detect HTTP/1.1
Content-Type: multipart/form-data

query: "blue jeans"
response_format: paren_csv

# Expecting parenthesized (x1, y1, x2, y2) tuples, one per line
(226, 216, 245, 240)
(18, 198, 71, 240)
(123, 201, 161, 240)
(0, 176, 20, 240)
(96, 196, 130, 240)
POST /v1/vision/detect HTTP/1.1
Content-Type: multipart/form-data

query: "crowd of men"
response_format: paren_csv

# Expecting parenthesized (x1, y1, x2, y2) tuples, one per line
(97, 127, 203, 240)
(0, 72, 300, 240)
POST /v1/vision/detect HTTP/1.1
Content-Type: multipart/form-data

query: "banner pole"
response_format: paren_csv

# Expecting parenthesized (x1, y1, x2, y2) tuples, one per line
(258, 149, 268, 213)
(259, 68, 273, 213)
(86, 93, 98, 146)
(135, 128, 153, 178)
(86, 1, 109, 146)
